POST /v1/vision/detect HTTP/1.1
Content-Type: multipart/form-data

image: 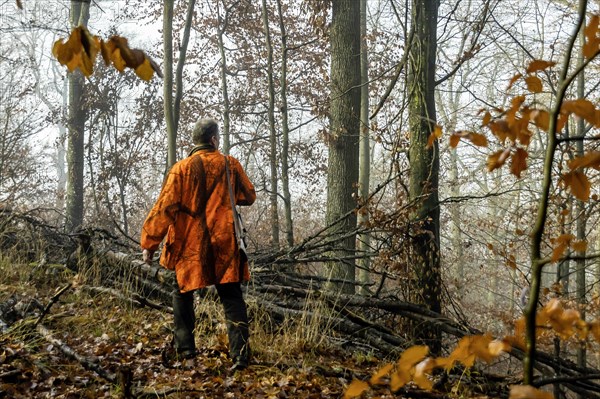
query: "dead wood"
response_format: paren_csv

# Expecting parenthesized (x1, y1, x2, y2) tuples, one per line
(3, 211, 600, 398)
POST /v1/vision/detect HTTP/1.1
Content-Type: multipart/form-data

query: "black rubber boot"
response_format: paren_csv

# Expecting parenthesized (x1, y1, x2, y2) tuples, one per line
(216, 283, 250, 369)
(172, 289, 196, 354)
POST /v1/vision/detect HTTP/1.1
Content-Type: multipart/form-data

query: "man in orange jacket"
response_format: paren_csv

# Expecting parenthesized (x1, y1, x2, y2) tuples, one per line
(141, 118, 256, 370)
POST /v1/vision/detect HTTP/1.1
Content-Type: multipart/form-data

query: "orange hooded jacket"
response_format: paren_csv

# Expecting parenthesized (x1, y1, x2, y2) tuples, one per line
(141, 147, 256, 292)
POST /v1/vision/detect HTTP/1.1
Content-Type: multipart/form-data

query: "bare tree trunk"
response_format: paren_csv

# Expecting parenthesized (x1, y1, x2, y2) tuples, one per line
(325, 0, 361, 295)
(276, 0, 294, 248)
(576, 26, 587, 387)
(357, 0, 371, 295)
(262, 0, 280, 249)
(407, 0, 441, 353)
(56, 80, 68, 218)
(163, 0, 176, 169)
(65, 0, 90, 232)
(217, 2, 232, 154)
(174, 0, 196, 134)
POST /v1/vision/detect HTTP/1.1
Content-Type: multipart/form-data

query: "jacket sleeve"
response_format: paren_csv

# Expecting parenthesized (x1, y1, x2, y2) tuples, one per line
(230, 157, 256, 206)
(140, 168, 183, 250)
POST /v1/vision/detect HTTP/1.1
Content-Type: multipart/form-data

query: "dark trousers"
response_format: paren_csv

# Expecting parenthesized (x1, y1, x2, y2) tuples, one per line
(172, 282, 250, 361)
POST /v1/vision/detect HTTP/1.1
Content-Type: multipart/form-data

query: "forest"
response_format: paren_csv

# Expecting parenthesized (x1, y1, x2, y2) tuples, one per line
(1, 0, 600, 398)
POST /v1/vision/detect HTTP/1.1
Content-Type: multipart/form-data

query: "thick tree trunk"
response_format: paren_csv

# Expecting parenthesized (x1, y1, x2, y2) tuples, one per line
(262, 0, 280, 249)
(407, 0, 441, 353)
(325, 0, 361, 295)
(65, 0, 90, 232)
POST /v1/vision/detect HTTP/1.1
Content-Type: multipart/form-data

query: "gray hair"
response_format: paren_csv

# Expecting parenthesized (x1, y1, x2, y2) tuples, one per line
(192, 118, 219, 144)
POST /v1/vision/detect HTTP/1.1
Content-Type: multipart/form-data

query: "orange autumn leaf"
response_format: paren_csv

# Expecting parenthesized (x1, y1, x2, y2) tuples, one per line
(468, 132, 489, 147)
(551, 234, 574, 263)
(52, 26, 100, 77)
(488, 339, 512, 357)
(344, 380, 369, 399)
(445, 336, 477, 368)
(370, 363, 393, 385)
(590, 320, 600, 343)
(510, 148, 528, 178)
(525, 59, 556, 74)
(487, 148, 510, 172)
(556, 112, 569, 132)
(489, 119, 514, 143)
(509, 385, 554, 399)
(135, 58, 156, 81)
(583, 15, 600, 60)
(398, 345, 429, 371)
(531, 109, 550, 131)
(525, 75, 543, 93)
(413, 358, 436, 390)
(426, 125, 443, 148)
(561, 170, 590, 201)
(449, 133, 461, 148)
(572, 239, 588, 252)
(562, 99, 598, 125)
(482, 110, 492, 127)
(54, 28, 162, 81)
(507, 73, 523, 90)
(568, 151, 600, 170)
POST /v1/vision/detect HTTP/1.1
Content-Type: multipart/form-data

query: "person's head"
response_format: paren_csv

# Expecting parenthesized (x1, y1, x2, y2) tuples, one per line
(192, 118, 220, 148)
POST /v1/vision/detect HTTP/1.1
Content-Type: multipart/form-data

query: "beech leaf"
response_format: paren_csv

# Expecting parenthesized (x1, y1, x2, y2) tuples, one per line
(510, 385, 554, 399)
(468, 132, 488, 147)
(449, 134, 461, 148)
(344, 380, 369, 399)
(370, 363, 393, 385)
(525, 59, 556, 74)
(510, 148, 528, 178)
(583, 15, 600, 59)
(568, 151, 600, 170)
(487, 149, 510, 172)
(507, 73, 522, 90)
(531, 109, 550, 131)
(525, 75, 543, 93)
(562, 99, 598, 125)
(561, 170, 590, 201)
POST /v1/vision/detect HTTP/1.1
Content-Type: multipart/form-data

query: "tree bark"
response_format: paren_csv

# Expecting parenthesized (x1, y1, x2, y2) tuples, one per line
(217, 2, 232, 154)
(356, 0, 371, 296)
(407, 0, 441, 353)
(65, 0, 90, 232)
(163, 0, 176, 169)
(276, 0, 294, 248)
(325, 0, 361, 294)
(262, 0, 280, 249)
(575, 25, 587, 387)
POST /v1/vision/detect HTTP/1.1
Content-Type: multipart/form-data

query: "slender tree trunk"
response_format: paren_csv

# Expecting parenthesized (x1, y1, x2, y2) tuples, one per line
(163, 0, 176, 169)
(174, 0, 196, 133)
(357, 0, 371, 295)
(575, 27, 587, 383)
(65, 0, 90, 232)
(217, 2, 231, 154)
(56, 84, 68, 219)
(325, 0, 361, 295)
(262, 0, 280, 249)
(407, 0, 441, 353)
(276, 0, 294, 247)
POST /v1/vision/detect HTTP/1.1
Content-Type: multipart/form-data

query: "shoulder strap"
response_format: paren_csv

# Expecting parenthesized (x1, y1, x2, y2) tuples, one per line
(224, 157, 244, 246)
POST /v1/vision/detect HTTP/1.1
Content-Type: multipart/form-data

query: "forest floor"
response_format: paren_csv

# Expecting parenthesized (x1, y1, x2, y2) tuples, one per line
(0, 253, 502, 399)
